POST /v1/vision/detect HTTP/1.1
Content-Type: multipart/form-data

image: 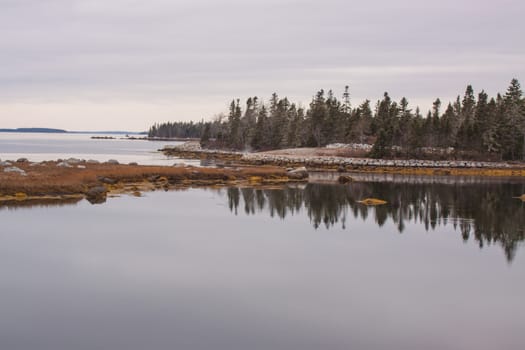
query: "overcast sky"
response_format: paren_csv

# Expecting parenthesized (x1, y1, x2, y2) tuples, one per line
(1, 0, 523, 131)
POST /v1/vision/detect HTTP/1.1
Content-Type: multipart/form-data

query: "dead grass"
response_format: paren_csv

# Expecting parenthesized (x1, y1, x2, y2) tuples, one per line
(0, 162, 290, 198)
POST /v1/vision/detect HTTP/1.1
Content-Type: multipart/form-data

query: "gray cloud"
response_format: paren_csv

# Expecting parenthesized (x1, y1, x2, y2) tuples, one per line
(0, 0, 524, 130)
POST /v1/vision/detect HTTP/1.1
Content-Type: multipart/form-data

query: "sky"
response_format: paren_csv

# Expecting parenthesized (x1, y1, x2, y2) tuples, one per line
(0, 0, 524, 131)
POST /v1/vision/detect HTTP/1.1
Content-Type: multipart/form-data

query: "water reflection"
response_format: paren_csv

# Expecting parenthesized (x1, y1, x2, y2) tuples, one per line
(225, 181, 525, 262)
(0, 197, 82, 211)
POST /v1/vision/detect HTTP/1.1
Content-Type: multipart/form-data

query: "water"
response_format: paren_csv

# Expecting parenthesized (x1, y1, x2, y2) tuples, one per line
(0, 132, 187, 165)
(1, 180, 524, 350)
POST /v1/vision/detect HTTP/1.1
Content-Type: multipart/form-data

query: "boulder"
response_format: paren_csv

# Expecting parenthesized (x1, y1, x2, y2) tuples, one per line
(3, 166, 27, 176)
(85, 186, 108, 204)
(16, 158, 28, 163)
(57, 161, 72, 168)
(128, 162, 138, 166)
(338, 175, 353, 184)
(87, 159, 100, 164)
(358, 198, 387, 206)
(67, 158, 81, 164)
(0, 161, 13, 167)
(106, 159, 119, 165)
(287, 166, 308, 180)
(97, 176, 117, 185)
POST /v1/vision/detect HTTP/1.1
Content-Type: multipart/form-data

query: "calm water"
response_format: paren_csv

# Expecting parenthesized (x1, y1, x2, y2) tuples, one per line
(0, 132, 185, 165)
(1, 179, 524, 350)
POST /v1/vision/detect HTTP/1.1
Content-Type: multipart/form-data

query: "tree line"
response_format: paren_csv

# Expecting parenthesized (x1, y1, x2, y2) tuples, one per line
(148, 79, 525, 160)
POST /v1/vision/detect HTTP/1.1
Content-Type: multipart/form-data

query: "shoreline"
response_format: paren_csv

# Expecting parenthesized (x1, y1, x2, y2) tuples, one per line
(0, 160, 307, 205)
(2, 146, 525, 206)
(161, 143, 525, 177)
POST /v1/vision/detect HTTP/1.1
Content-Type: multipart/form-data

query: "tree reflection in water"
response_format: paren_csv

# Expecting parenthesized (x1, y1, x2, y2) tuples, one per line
(225, 181, 525, 262)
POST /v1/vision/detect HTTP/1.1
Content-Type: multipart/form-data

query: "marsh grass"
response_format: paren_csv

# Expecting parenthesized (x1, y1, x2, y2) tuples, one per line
(0, 162, 289, 197)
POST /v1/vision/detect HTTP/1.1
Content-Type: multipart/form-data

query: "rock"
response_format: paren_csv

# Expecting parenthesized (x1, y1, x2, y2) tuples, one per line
(358, 198, 387, 206)
(67, 158, 81, 164)
(128, 162, 138, 166)
(287, 166, 308, 180)
(97, 176, 117, 185)
(106, 159, 119, 165)
(87, 159, 100, 164)
(3, 166, 27, 176)
(16, 158, 28, 163)
(0, 161, 13, 167)
(338, 175, 353, 184)
(57, 161, 72, 168)
(77, 165, 86, 169)
(337, 165, 346, 172)
(85, 186, 108, 204)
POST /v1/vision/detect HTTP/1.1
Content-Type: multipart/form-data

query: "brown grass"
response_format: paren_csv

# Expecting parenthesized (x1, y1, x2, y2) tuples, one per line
(0, 162, 291, 198)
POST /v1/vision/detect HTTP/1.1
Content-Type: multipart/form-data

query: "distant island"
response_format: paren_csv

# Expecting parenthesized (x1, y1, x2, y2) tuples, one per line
(0, 128, 148, 135)
(0, 128, 67, 133)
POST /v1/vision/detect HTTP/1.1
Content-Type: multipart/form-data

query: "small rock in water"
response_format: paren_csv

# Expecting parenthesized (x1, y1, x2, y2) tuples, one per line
(286, 166, 309, 180)
(85, 186, 108, 204)
(3, 166, 27, 176)
(106, 159, 119, 165)
(338, 175, 353, 184)
(358, 198, 387, 206)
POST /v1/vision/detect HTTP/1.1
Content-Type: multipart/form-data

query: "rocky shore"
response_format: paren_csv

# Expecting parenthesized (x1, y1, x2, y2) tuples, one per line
(161, 142, 525, 176)
(0, 158, 308, 205)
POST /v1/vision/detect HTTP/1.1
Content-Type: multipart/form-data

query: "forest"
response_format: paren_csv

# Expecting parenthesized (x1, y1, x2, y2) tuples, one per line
(148, 79, 525, 160)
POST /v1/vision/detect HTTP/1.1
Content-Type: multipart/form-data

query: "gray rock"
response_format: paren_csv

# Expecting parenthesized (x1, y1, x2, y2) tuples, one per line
(106, 159, 119, 165)
(57, 161, 72, 168)
(85, 186, 107, 204)
(97, 176, 117, 185)
(87, 159, 100, 164)
(128, 162, 138, 166)
(4, 166, 27, 175)
(16, 158, 28, 163)
(287, 166, 308, 180)
(0, 161, 13, 167)
(67, 158, 81, 164)
(338, 175, 353, 184)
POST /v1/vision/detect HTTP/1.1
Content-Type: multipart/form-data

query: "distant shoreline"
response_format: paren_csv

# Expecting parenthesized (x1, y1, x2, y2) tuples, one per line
(0, 128, 147, 135)
(0, 128, 67, 133)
